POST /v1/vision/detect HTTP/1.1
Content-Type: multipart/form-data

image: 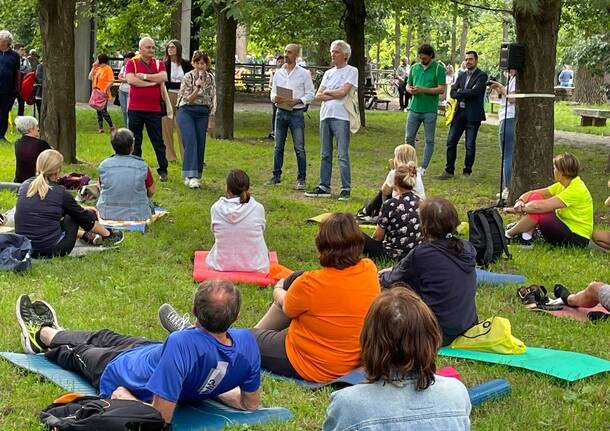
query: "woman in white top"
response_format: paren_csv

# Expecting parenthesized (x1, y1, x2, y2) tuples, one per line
(489, 69, 517, 200)
(117, 52, 136, 128)
(206, 170, 270, 273)
(357, 144, 425, 224)
(163, 39, 193, 162)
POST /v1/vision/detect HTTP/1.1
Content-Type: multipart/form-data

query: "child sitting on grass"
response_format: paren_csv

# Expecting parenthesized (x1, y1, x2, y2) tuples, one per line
(356, 144, 425, 224)
(206, 169, 269, 273)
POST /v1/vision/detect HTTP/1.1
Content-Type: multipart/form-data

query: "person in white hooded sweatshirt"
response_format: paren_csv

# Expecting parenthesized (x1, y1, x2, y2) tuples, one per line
(206, 169, 270, 273)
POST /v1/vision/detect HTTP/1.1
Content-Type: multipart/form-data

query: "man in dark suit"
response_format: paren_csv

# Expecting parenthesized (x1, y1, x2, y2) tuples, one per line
(437, 51, 487, 179)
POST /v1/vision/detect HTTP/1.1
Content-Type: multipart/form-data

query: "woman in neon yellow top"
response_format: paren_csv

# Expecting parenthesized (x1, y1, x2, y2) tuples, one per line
(592, 179, 610, 250)
(504, 153, 593, 248)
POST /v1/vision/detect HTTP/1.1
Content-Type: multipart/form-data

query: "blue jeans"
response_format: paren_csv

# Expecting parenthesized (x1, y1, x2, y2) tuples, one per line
(404, 110, 437, 169)
(118, 90, 129, 127)
(177, 104, 209, 178)
(499, 117, 515, 187)
(319, 118, 351, 192)
(272, 108, 306, 181)
(444, 109, 481, 175)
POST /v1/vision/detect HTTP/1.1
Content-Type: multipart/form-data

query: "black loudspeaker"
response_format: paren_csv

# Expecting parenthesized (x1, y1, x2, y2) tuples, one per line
(499, 43, 524, 70)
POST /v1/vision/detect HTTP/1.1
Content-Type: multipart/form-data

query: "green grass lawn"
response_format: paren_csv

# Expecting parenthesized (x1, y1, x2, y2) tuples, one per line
(0, 106, 609, 430)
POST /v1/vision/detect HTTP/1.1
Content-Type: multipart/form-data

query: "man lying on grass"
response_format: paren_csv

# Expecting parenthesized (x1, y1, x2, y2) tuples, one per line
(16, 280, 261, 424)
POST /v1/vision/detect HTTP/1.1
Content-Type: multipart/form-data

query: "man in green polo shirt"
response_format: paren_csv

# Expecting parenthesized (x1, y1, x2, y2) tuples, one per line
(404, 44, 446, 175)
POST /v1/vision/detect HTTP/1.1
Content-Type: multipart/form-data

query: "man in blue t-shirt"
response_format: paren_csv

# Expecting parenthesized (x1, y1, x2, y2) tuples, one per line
(16, 280, 261, 424)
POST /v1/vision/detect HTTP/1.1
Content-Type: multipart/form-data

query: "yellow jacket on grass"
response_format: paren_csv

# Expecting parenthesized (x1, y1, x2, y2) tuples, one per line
(449, 316, 526, 355)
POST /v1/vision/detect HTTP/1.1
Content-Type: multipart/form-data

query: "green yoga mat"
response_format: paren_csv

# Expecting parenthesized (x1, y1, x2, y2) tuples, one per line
(438, 347, 610, 382)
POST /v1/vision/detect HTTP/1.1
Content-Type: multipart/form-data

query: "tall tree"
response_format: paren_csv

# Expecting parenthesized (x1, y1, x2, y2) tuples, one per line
(510, 0, 562, 200)
(459, 12, 468, 61)
(38, 0, 77, 162)
(342, 0, 366, 126)
(212, 0, 237, 139)
(393, 11, 401, 68)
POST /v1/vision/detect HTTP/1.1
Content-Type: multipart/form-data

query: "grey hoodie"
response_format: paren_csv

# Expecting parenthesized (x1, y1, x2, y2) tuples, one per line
(206, 196, 269, 273)
(380, 238, 478, 345)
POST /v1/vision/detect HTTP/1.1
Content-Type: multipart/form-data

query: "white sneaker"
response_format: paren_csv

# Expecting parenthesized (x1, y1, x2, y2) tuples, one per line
(184, 177, 190, 186)
(417, 167, 426, 176)
(188, 178, 201, 189)
(495, 188, 509, 200)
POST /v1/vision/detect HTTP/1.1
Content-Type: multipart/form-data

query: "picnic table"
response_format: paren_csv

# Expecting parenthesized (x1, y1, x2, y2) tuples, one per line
(572, 108, 610, 127)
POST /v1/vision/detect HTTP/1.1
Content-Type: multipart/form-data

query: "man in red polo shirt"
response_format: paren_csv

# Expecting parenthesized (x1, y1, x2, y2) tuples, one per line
(126, 37, 169, 181)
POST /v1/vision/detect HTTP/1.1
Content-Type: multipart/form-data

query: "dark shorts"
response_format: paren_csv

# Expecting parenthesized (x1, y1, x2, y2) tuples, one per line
(249, 328, 302, 379)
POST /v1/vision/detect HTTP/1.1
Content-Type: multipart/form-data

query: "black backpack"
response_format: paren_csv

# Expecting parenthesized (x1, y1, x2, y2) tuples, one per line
(467, 207, 511, 266)
(40, 395, 167, 431)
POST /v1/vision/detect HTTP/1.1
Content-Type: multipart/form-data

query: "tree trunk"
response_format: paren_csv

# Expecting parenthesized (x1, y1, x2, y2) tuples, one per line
(212, 1, 237, 139)
(459, 13, 468, 61)
(38, 0, 77, 163)
(190, 1, 202, 56)
(405, 25, 412, 59)
(393, 12, 401, 68)
(510, 0, 562, 201)
(316, 40, 330, 67)
(343, 0, 366, 127)
(450, 11, 457, 66)
(169, 0, 181, 41)
(502, 0, 511, 41)
(573, 66, 606, 104)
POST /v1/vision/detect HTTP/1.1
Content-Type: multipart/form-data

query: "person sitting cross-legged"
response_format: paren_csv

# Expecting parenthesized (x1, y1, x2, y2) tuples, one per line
(504, 153, 593, 248)
(591, 179, 610, 251)
(13, 115, 51, 183)
(362, 162, 422, 261)
(16, 280, 261, 425)
(378, 197, 477, 346)
(96, 128, 156, 221)
(322, 287, 471, 431)
(15, 149, 123, 258)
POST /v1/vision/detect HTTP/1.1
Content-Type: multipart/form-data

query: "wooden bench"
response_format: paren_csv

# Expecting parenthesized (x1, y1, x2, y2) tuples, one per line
(572, 108, 610, 127)
(363, 87, 390, 110)
(239, 75, 268, 93)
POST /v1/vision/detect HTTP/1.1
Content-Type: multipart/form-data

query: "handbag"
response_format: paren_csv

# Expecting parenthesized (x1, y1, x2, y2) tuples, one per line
(449, 317, 526, 355)
(343, 86, 360, 134)
(88, 88, 107, 111)
(113, 90, 121, 106)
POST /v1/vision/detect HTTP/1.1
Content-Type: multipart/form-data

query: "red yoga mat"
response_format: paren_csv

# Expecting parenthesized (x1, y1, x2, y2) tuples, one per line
(542, 304, 609, 322)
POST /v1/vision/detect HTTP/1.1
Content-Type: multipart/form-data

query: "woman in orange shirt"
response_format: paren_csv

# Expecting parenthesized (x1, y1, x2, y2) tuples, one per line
(88, 54, 115, 134)
(250, 213, 381, 383)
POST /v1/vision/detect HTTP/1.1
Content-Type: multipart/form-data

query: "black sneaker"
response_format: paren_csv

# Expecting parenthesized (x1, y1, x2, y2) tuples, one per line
(32, 299, 62, 330)
(16, 294, 53, 354)
(436, 171, 454, 180)
(295, 179, 306, 190)
(159, 172, 168, 182)
(101, 229, 124, 247)
(158, 303, 190, 333)
(82, 230, 102, 246)
(265, 177, 281, 186)
(304, 187, 331, 198)
(337, 190, 351, 201)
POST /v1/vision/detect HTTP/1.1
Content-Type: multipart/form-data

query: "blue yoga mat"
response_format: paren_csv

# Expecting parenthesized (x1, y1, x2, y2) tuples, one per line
(263, 368, 509, 406)
(439, 346, 610, 382)
(0, 352, 293, 431)
(475, 268, 526, 285)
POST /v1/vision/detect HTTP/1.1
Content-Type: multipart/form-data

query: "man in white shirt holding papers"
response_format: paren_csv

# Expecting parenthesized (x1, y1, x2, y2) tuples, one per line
(265, 44, 315, 190)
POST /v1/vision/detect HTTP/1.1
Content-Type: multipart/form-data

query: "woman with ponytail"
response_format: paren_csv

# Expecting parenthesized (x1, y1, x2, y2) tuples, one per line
(15, 150, 123, 258)
(206, 169, 269, 273)
(363, 162, 422, 260)
(379, 197, 477, 345)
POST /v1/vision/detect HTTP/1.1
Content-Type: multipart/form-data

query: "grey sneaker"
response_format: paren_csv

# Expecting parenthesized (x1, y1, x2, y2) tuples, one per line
(158, 303, 191, 333)
(338, 190, 351, 201)
(16, 294, 54, 354)
(304, 187, 331, 198)
(265, 177, 281, 186)
(295, 179, 306, 190)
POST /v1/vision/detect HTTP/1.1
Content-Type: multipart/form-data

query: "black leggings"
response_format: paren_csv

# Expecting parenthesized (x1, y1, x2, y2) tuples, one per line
(363, 190, 389, 217)
(362, 233, 389, 259)
(96, 102, 114, 129)
(45, 329, 155, 388)
(33, 215, 82, 258)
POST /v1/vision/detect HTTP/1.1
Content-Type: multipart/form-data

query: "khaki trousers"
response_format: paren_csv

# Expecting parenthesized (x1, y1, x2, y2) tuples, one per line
(162, 90, 183, 161)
